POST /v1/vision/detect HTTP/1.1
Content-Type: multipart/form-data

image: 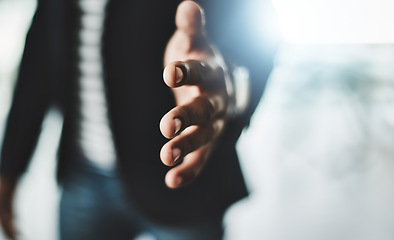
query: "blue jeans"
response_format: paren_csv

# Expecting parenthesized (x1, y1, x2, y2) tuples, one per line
(59, 167, 223, 240)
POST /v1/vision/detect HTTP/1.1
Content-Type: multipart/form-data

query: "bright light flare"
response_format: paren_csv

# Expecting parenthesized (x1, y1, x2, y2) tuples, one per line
(272, 0, 394, 44)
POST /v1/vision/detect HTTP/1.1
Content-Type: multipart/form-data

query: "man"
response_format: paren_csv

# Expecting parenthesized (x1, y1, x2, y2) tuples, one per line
(0, 0, 274, 239)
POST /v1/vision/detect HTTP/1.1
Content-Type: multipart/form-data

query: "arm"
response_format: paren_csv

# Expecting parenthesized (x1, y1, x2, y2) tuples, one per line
(0, 1, 53, 238)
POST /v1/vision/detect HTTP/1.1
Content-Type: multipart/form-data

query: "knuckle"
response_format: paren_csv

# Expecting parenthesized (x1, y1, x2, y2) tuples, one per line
(196, 97, 214, 121)
(204, 98, 216, 119)
(183, 137, 195, 154)
(205, 123, 216, 141)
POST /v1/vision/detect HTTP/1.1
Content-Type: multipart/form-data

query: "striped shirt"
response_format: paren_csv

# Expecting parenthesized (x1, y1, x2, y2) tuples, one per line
(77, 0, 116, 170)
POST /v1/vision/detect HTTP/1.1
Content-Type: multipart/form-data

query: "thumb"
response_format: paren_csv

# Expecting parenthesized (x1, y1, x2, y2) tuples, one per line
(175, 1, 205, 38)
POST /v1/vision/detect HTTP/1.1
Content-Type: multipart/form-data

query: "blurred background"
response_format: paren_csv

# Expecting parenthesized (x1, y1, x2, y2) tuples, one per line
(225, 1, 394, 240)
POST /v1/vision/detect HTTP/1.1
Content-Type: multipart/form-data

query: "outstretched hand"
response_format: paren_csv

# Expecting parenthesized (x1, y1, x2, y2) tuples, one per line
(160, 1, 232, 189)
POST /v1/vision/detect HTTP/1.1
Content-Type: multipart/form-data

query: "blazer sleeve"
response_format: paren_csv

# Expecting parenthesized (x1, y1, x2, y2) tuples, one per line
(0, 1, 53, 179)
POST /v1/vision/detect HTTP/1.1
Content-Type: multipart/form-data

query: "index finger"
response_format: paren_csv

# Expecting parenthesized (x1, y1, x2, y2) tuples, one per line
(163, 60, 224, 89)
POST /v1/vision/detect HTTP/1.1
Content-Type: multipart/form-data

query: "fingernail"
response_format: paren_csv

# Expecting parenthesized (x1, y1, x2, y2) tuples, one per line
(172, 148, 181, 163)
(175, 66, 183, 84)
(174, 118, 182, 135)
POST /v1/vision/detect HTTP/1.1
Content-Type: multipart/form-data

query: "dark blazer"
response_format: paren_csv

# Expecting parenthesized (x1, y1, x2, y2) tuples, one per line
(0, 0, 275, 224)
